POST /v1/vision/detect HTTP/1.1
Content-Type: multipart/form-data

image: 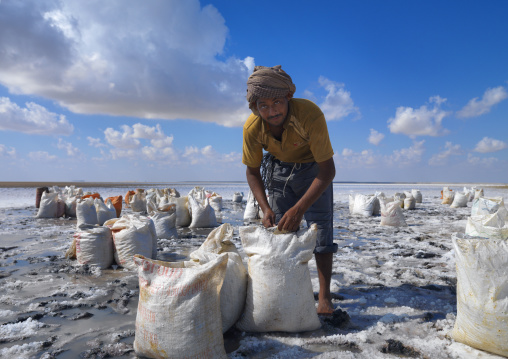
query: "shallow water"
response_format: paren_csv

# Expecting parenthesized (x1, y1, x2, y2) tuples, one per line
(1, 182, 507, 358)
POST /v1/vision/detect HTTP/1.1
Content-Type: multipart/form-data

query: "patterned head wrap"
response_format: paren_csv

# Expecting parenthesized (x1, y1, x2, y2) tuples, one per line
(246, 65, 296, 115)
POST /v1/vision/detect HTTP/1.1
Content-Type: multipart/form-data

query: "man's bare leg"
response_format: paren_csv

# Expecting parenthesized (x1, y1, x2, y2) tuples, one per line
(315, 252, 334, 315)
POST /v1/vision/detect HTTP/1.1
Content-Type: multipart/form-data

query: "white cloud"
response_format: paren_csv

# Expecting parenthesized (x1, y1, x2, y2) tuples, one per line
(387, 140, 426, 166)
(342, 148, 354, 157)
(467, 153, 499, 167)
(57, 138, 80, 157)
(132, 123, 165, 139)
(317, 77, 359, 121)
(428, 142, 462, 166)
(368, 129, 384, 146)
(0, 97, 73, 135)
(0, 144, 16, 158)
(388, 97, 450, 137)
(103, 123, 178, 163)
(0, 0, 252, 127)
(104, 126, 141, 149)
(28, 151, 57, 162)
(474, 137, 508, 153)
(457, 86, 508, 118)
(87, 136, 106, 148)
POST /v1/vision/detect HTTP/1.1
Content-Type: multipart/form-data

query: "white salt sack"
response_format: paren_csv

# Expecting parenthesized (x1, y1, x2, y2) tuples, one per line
(149, 205, 178, 240)
(451, 233, 508, 357)
(380, 199, 407, 227)
(167, 196, 191, 227)
(130, 192, 147, 213)
(442, 187, 454, 205)
(236, 224, 321, 333)
(353, 194, 376, 217)
(74, 225, 114, 269)
(36, 192, 60, 218)
(411, 189, 423, 203)
(65, 196, 78, 218)
(471, 196, 505, 216)
(190, 223, 247, 333)
(208, 193, 223, 212)
(474, 188, 484, 200)
(465, 208, 508, 240)
(403, 196, 416, 210)
(133, 254, 228, 359)
(450, 192, 468, 208)
(244, 190, 263, 221)
(76, 197, 98, 227)
(188, 196, 217, 228)
(95, 198, 117, 225)
(233, 192, 244, 203)
(110, 214, 157, 270)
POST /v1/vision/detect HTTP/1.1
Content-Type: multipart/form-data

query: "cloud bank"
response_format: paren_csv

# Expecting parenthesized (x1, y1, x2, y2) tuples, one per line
(0, 0, 252, 127)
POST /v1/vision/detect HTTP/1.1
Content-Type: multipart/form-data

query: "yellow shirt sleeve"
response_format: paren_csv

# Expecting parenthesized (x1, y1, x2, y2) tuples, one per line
(307, 113, 334, 163)
(242, 116, 264, 168)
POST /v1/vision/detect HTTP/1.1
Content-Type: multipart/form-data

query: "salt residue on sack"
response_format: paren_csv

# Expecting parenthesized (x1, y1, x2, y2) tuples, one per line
(110, 214, 157, 270)
(149, 204, 178, 239)
(380, 199, 407, 227)
(188, 196, 217, 228)
(74, 224, 114, 269)
(133, 254, 228, 359)
(76, 197, 98, 228)
(190, 223, 247, 333)
(451, 233, 508, 357)
(450, 192, 468, 208)
(471, 196, 505, 216)
(236, 224, 321, 333)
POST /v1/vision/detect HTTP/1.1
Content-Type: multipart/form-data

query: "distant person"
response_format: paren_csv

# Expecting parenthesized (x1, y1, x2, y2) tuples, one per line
(242, 65, 337, 315)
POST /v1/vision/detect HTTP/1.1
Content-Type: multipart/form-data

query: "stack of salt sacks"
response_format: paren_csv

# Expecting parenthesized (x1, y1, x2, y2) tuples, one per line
(236, 224, 321, 332)
(76, 196, 118, 228)
(451, 196, 508, 357)
(70, 213, 157, 270)
(133, 236, 231, 358)
(36, 185, 84, 218)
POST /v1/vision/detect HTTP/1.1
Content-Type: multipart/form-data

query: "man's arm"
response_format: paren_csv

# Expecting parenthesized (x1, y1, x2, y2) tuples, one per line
(277, 157, 335, 232)
(246, 166, 276, 227)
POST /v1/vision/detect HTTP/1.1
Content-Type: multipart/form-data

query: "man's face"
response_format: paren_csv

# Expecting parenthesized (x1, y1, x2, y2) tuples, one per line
(256, 96, 290, 128)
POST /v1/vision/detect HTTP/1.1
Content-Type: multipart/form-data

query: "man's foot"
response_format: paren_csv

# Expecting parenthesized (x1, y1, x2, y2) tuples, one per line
(317, 295, 334, 316)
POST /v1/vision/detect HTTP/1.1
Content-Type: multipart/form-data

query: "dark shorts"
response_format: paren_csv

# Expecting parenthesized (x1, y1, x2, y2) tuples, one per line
(268, 159, 338, 254)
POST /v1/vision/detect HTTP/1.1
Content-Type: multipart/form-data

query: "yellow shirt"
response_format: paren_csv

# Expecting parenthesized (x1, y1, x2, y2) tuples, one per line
(242, 98, 334, 167)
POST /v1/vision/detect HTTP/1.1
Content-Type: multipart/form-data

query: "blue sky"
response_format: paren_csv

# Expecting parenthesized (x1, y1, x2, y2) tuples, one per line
(0, 0, 507, 183)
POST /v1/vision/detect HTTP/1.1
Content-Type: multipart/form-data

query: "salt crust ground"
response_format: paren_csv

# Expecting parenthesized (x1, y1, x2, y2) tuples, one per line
(0, 184, 507, 359)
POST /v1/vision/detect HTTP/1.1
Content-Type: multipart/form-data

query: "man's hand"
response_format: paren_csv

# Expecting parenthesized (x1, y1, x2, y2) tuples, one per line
(277, 205, 304, 232)
(262, 208, 276, 228)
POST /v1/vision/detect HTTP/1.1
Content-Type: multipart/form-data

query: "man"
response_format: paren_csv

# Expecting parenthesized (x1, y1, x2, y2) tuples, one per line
(242, 65, 337, 315)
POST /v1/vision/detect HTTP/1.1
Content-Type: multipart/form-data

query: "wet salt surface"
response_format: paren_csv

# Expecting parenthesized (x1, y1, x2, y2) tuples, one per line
(0, 183, 507, 359)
